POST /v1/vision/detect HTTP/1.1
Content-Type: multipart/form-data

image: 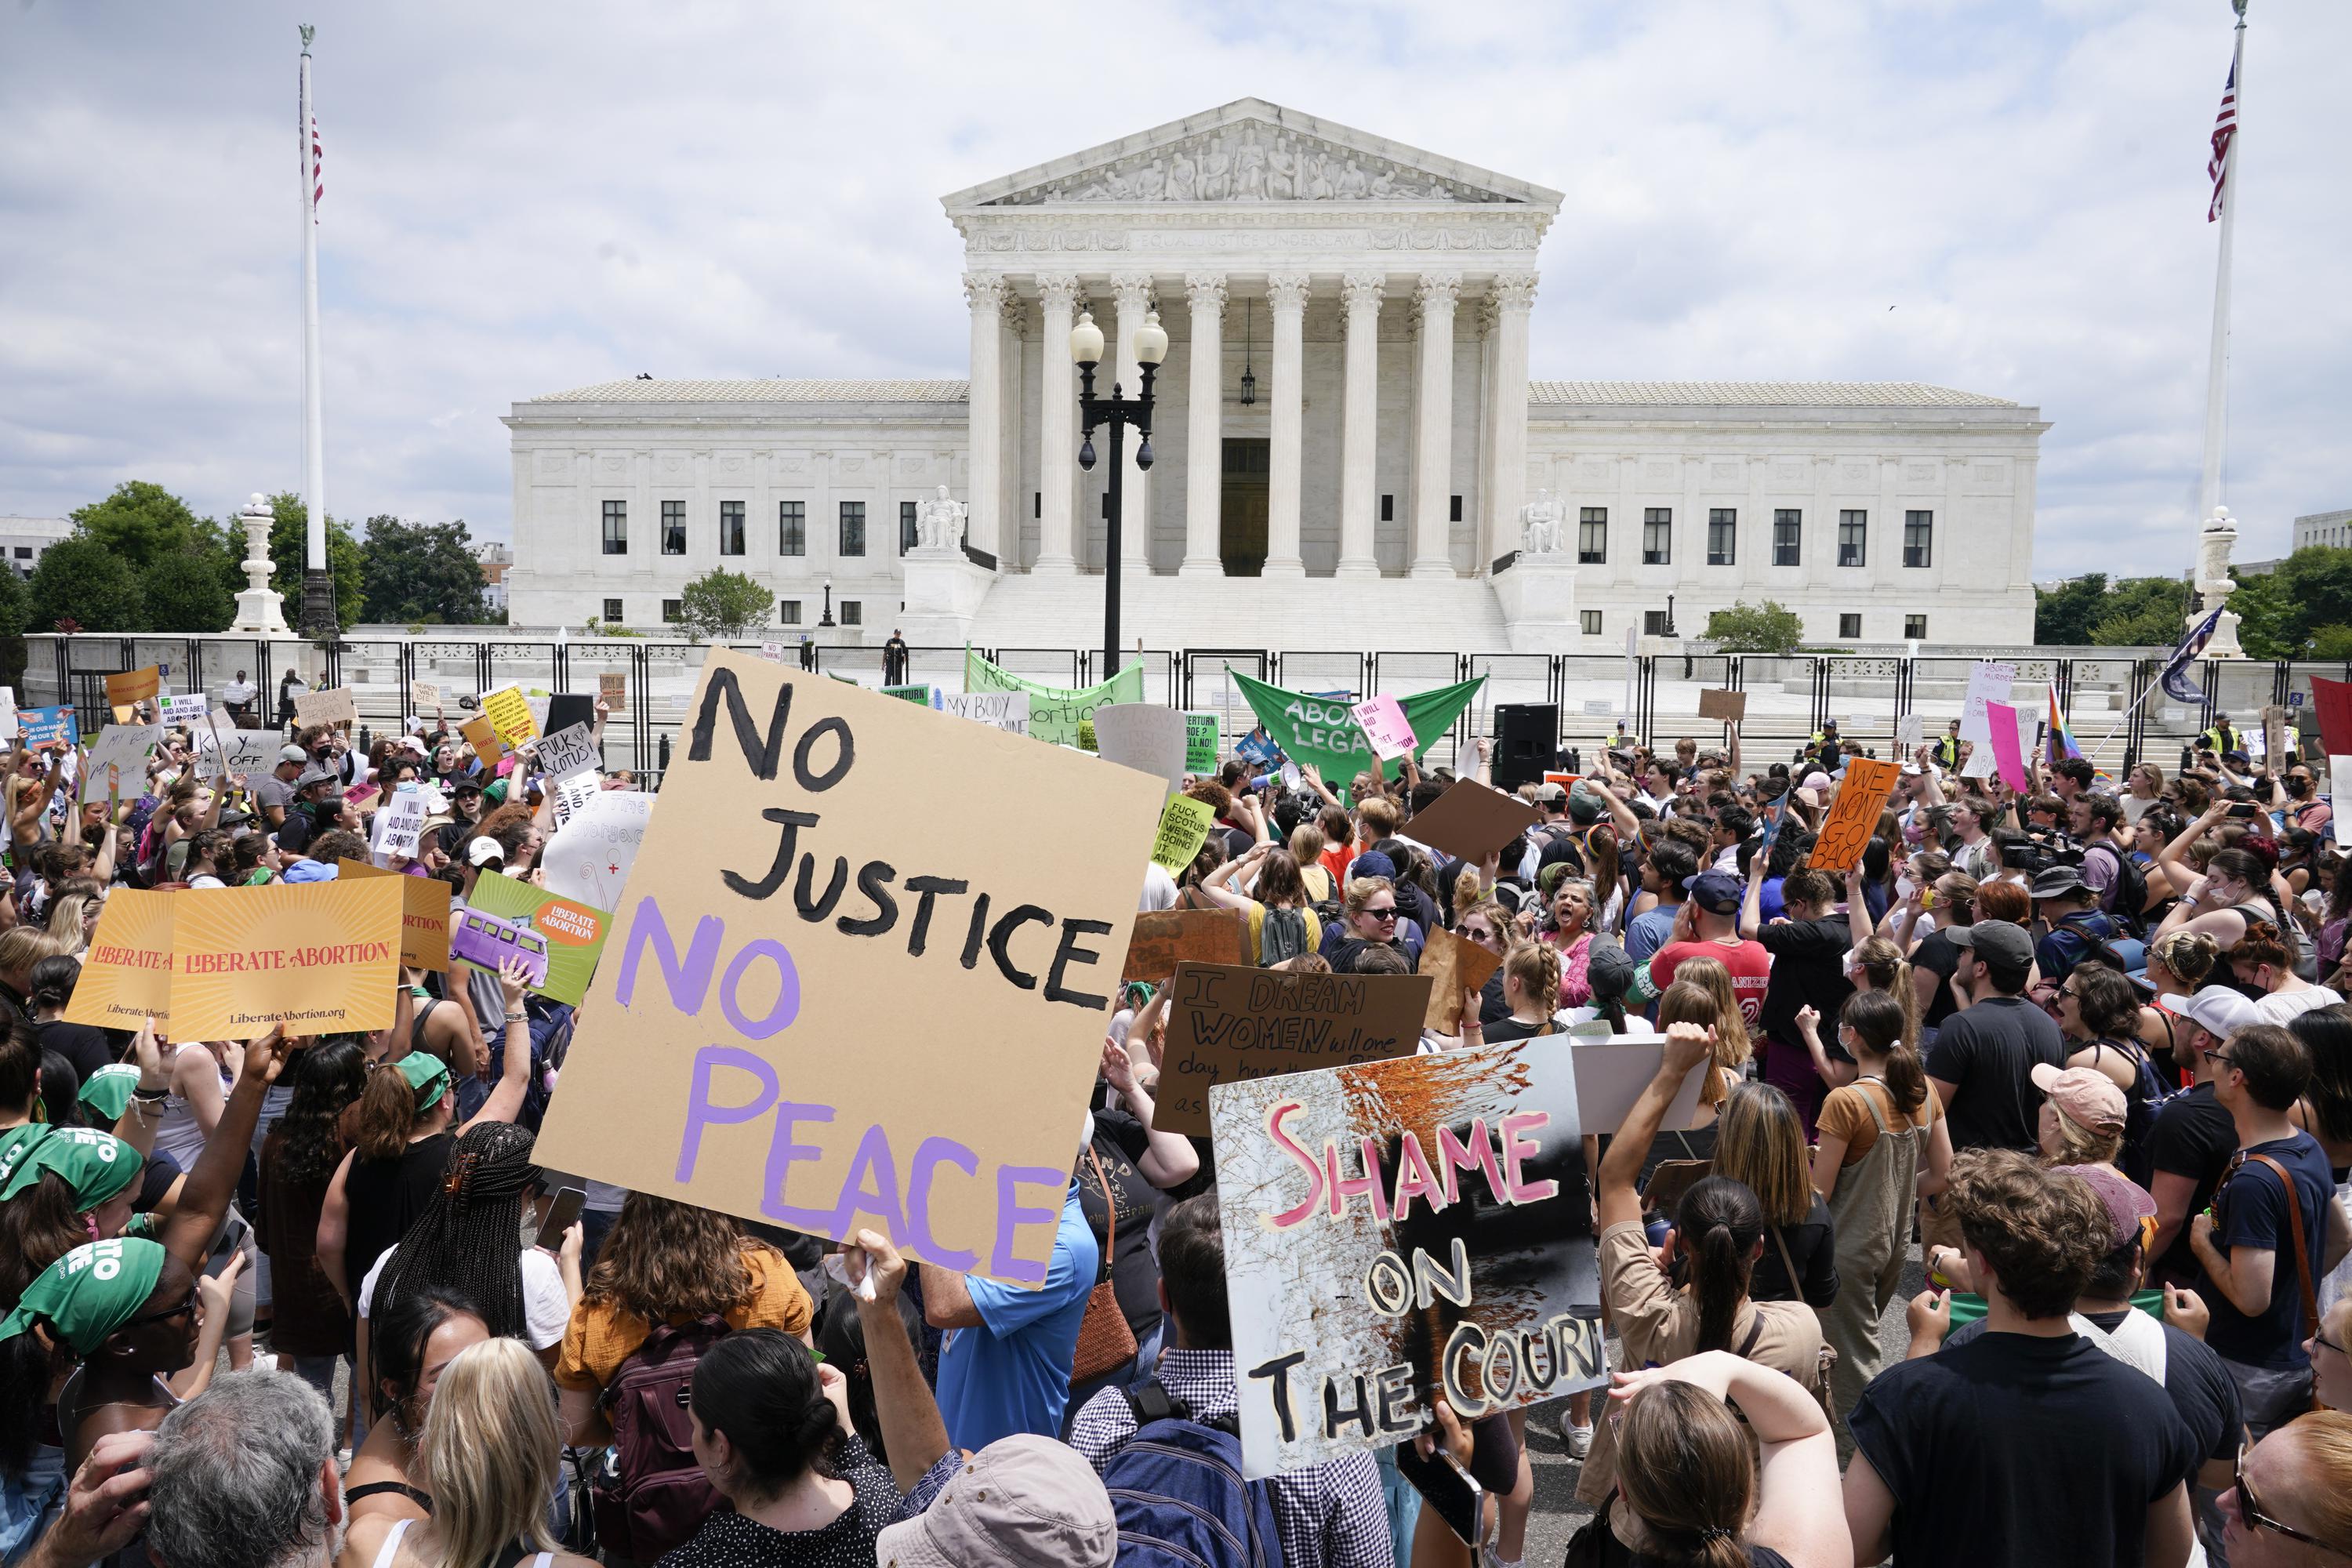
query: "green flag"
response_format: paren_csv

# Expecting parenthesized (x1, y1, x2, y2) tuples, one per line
(964, 648, 1145, 746)
(1227, 666, 1483, 793)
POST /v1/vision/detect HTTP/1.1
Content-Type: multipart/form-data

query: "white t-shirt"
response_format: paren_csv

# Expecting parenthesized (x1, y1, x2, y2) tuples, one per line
(357, 1244, 569, 1349)
(2255, 985, 2343, 1025)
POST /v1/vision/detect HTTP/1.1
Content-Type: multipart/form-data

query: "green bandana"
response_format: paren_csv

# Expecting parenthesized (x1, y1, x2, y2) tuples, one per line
(0, 1127, 142, 1208)
(0, 1123, 50, 1181)
(78, 1065, 142, 1124)
(0, 1237, 169, 1357)
(395, 1053, 449, 1112)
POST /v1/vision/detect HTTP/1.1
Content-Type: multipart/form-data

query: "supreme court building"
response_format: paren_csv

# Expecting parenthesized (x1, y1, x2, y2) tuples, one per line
(504, 100, 2045, 651)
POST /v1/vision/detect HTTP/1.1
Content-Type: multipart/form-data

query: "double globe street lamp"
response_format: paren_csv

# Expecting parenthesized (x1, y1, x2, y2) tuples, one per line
(1070, 306, 1167, 679)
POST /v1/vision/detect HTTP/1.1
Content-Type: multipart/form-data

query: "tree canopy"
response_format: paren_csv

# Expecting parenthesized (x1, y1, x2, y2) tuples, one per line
(265, 492, 365, 630)
(1704, 600, 1804, 655)
(677, 568, 773, 642)
(28, 537, 146, 634)
(359, 515, 486, 625)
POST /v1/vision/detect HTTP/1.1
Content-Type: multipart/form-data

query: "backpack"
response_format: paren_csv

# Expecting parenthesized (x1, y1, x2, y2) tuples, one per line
(1105, 1381, 1283, 1568)
(589, 1314, 728, 1561)
(2093, 844, 2150, 937)
(1258, 906, 1312, 968)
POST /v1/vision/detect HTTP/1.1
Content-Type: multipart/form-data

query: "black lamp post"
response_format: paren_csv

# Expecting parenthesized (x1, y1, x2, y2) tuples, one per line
(1071, 305, 1167, 677)
(819, 579, 835, 627)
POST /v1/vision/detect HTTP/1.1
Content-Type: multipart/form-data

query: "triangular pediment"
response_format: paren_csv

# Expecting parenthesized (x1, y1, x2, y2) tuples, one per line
(942, 98, 1561, 213)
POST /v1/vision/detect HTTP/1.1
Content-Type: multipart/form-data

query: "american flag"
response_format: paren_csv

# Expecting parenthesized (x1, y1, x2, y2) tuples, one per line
(310, 115, 325, 217)
(2207, 57, 2235, 222)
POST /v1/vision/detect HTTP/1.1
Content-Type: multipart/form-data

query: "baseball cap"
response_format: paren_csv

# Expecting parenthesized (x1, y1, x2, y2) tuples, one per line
(871, 1435, 1116, 1568)
(293, 766, 338, 792)
(1349, 851, 1397, 882)
(1947, 919, 2032, 969)
(1801, 771, 1831, 793)
(451, 779, 483, 797)
(466, 837, 506, 868)
(278, 745, 309, 765)
(2052, 1163, 2158, 1250)
(1585, 941, 1639, 1001)
(1534, 782, 1567, 807)
(1566, 789, 1603, 826)
(1681, 870, 1743, 914)
(2031, 1062, 2127, 1134)
(2177, 984, 2262, 1043)
(2031, 865, 2086, 899)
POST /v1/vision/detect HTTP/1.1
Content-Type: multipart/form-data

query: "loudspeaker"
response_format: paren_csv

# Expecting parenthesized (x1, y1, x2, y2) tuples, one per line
(1492, 703, 1558, 789)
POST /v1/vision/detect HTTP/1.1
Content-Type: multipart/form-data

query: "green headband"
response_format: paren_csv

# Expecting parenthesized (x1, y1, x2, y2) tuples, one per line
(78, 1065, 142, 1125)
(0, 1237, 169, 1358)
(0, 1127, 142, 1209)
(395, 1053, 449, 1112)
(0, 1123, 51, 1185)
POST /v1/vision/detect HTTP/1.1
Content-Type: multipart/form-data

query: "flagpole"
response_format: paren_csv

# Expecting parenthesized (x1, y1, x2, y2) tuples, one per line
(297, 25, 336, 638)
(2197, 3, 2247, 528)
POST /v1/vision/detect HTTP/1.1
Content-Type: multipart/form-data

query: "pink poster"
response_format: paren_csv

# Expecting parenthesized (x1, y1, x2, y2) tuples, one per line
(1985, 699, 2031, 796)
(1350, 695, 1418, 761)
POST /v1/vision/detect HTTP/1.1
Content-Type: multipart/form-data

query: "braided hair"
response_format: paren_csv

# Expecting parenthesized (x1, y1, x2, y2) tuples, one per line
(368, 1122, 540, 1340)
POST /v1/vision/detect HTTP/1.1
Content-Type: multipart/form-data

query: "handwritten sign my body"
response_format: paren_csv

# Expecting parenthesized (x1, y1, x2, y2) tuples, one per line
(1808, 757, 1901, 873)
(935, 691, 1029, 735)
(1351, 695, 1417, 762)
(1157, 963, 1433, 1136)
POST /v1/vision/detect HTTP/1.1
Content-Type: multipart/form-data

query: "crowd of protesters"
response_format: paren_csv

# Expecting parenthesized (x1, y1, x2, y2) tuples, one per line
(2, 681, 2350, 1568)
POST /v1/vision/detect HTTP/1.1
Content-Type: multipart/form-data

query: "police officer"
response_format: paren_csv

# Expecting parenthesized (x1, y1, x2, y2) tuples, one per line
(2204, 710, 2243, 755)
(1933, 717, 1964, 772)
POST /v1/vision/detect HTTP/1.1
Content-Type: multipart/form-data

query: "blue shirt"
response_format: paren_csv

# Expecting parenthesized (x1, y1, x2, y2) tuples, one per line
(1624, 904, 1678, 968)
(2207, 1130, 2333, 1370)
(935, 1184, 1098, 1453)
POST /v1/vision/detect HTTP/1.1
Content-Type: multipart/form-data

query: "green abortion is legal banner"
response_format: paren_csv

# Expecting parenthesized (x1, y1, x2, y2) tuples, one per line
(964, 648, 1145, 746)
(1227, 666, 1483, 793)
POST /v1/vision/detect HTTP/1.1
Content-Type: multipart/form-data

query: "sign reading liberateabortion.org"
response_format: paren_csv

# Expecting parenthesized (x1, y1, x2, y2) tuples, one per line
(67, 889, 178, 1029)
(163, 880, 404, 1040)
(534, 648, 1167, 1287)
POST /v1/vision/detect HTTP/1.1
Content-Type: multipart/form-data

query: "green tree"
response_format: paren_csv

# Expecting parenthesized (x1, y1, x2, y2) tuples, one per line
(2225, 568, 2297, 659)
(27, 537, 145, 633)
(2088, 576, 2192, 647)
(1704, 600, 1804, 655)
(0, 570, 27, 688)
(2309, 625, 2352, 662)
(139, 549, 238, 633)
(358, 515, 485, 625)
(2268, 549, 2352, 649)
(2033, 574, 2110, 645)
(69, 481, 208, 572)
(677, 568, 773, 642)
(265, 492, 364, 630)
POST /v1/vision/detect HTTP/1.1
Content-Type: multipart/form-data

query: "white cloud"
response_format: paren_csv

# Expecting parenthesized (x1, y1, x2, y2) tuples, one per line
(0, 0, 2343, 579)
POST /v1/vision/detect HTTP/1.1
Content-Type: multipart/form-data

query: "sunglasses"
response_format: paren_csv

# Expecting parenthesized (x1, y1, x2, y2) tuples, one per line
(2234, 1440, 2332, 1548)
(121, 1289, 200, 1333)
(1363, 908, 1398, 923)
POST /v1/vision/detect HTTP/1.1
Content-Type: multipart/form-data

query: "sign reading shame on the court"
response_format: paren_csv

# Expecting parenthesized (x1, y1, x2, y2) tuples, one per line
(1156, 962, 1431, 1136)
(533, 648, 1167, 1287)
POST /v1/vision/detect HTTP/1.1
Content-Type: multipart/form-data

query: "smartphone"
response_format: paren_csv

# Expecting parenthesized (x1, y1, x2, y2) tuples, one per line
(2227, 803, 2259, 819)
(1393, 1439, 1483, 1547)
(536, 1186, 586, 1250)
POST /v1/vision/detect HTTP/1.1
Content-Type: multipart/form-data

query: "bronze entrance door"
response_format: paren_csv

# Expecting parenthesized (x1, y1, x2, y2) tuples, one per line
(1219, 437, 1269, 576)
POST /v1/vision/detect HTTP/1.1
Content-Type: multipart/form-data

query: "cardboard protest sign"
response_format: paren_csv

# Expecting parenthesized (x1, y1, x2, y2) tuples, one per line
(550, 771, 601, 828)
(410, 680, 441, 710)
(2263, 704, 2288, 769)
(1542, 771, 1580, 789)
(64, 888, 176, 1029)
(162, 693, 209, 728)
(481, 685, 539, 747)
(459, 715, 505, 765)
(449, 903, 548, 987)
(1960, 661, 2015, 745)
(1403, 780, 1539, 865)
(882, 684, 933, 706)
(935, 691, 1029, 735)
(1156, 963, 1432, 1136)
(532, 647, 1166, 1287)
(542, 787, 653, 910)
(463, 869, 611, 1006)
(86, 725, 159, 785)
(1185, 713, 1221, 775)
(1094, 704, 1190, 797)
(1121, 908, 1250, 984)
(1417, 926, 1502, 1031)
(194, 728, 276, 779)
(338, 860, 452, 970)
(1150, 795, 1215, 874)
(17, 706, 74, 746)
(963, 648, 1145, 747)
(1897, 713, 1925, 752)
(598, 671, 627, 713)
(535, 722, 601, 781)
(1211, 1036, 1610, 1478)
(105, 666, 159, 707)
(1351, 695, 1418, 762)
(370, 787, 430, 860)
(1807, 757, 1902, 873)
(166, 879, 403, 1040)
(292, 687, 358, 728)
(1696, 688, 1747, 724)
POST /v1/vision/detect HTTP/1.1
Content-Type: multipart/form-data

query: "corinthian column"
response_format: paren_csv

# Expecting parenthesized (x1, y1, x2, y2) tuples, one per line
(1263, 271, 1310, 577)
(1033, 274, 1080, 573)
(1486, 272, 1537, 563)
(1337, 270, 1385, 579)
(1410, 270, 1462, 579)
(1111, 273, 1156, 569)
(1180, 272, 1227, 576)
(961, 272, 1007, 557)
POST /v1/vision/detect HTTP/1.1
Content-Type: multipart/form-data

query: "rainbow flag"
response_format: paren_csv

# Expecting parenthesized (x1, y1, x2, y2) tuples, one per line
(2047, 687, 2082, 762)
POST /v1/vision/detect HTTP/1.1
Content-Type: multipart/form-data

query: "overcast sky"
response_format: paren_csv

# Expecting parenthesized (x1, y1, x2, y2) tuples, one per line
(2, 0, 2343, 578)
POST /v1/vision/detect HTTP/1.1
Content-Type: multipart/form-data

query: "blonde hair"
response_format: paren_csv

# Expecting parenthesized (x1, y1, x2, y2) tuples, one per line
(1356, 795, 1400, 840)
(2044, 1104, 2123, 1168)
(1715, 1082, 1814, 1227)
(2148, 929, 2219, 989)
(1661, 954, 1752, 1073)
(2273, 1412, 2352, 1554)
(416, 1338, 561, 1568)
(0, 927, 71, 985)
(42, 895, 96, 954)
(1288, 823, 1327, 866)
(1853, 936, 1921, 1052)
(1502, 941, 1561, 1010)
(1341, 875, 1394, 923)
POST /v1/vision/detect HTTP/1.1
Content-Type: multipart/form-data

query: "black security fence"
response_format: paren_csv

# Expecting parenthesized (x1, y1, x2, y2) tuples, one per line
(27, 634, 2330, 781)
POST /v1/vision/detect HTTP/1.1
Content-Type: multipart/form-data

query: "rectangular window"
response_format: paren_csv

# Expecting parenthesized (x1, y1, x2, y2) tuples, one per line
(1838, 510, 1866, 568)
(1033, 492, 1041, 519)
(840, 601, 862, 626)
(601, 597, 622, 622)
(1380, 494, 1395, 523)
(1905, 614, 1929, 640)
(1904, 510, 1933, 568)
(779, 501, 805, 557)
(900, 501, 919, 554)
(718, 500, 745, 556)
(779, 600, 802, 625)
(1773, 509, 1801, 566)
(661, 598, 683, 624)
(1839, 613, 1862, 639)
(601, 499, 628, 555)
(1580, 609, 1602, 636)
(840, 503, 866, 557)
(660, 500, 685, 556)
(1707, 508, 1736, 566)
(1450, 495, 1464, 523)
(1642, 508, 1671, 565)
(10, 547, 29, 560)
(1578, 507, 1607, 564)
(1643, 610, 1670, 636)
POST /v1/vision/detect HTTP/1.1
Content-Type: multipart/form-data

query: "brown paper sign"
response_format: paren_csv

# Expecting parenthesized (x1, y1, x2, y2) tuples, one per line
(1417, 925, 1504, 1031)
(1403, 779, 1541, 864)
(410, 680, 441, 710)
(339, 859, 453, 971)
(165, 879, 404, 1040)
(1697, 688, 1748, 724)
(66, 888, 176, 1029)
(1808, 757, 1902, 873)
(104, 666, 160, 707)
(2263, 704, 2288, 769)
(1121, 908, 1250, 983)
(292, 687, 358, 728)
(529, 648, 1167, 1287)
(459, 714, 505, 765)
(1156, 962, 1433, 1136)
(600, 672, 628, 714)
